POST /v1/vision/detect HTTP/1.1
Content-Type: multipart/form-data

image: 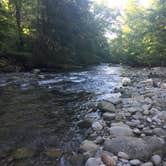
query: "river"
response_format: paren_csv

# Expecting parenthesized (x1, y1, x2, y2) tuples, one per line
(0, 64, 126, 166)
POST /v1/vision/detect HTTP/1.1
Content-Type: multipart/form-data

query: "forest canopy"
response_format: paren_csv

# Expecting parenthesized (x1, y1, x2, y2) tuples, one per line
(0, 0, 166, 71)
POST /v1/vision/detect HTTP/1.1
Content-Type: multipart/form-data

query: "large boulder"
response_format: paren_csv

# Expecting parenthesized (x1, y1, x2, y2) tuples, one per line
(103, 136, 164, 160)
(98, 101, 116, 112)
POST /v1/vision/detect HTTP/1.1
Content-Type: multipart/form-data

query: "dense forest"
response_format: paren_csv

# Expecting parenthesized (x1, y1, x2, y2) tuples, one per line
(0, 0, 166, 72)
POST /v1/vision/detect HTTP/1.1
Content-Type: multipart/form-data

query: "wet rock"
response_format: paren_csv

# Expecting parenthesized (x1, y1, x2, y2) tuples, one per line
(103, 137, 149, 160)
(85, 157, 101, 166)
(13, 148, 35, 159)
(109, 126, 133, 137)
(101, 153, 116, 166)
(103, 113, 116, 121)
(105, 97, 122, 105)
(78, 119, 92, 129)
(103, 136, 164, 160)
(133, 128, 141, 135)
(80, 140, 99, 156)
(153, 128, 166, 137)
(118, 152, 129, 160)
(122, 77, 131, 86)
(98, 101, 116, 112)
(92, 122, 103, 131)
(94, 136, 104, 144)
(33, 69, 40, 74)
(45, 149, 63, 158)
(140, 162, 153, 166)
(151, 155, 162, 165)
(130, 159, 141, 165)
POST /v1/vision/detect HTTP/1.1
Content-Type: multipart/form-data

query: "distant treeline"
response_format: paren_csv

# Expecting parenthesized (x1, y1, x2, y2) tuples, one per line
(0, 0, 117, 71)
(109, 0, 166, 67)
(0, 0, 166, 72)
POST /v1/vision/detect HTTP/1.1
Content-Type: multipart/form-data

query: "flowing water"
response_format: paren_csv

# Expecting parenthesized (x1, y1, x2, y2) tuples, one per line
(0, 64, 125, 166)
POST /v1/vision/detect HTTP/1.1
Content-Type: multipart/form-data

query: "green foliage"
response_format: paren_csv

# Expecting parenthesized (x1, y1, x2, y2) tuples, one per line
(0, 0, 115, 70)
(109, 0, 166, 66)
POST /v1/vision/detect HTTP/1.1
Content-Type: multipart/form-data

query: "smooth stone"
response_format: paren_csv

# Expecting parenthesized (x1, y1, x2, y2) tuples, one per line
(105, 97, 122, 105)
(130, 159, 141, 165)
(80, 140, 99, 155)
(78, 119, 92, 129)
(151, 155, 162, 165)
(118, 152, 129, 160)
(85, 157, 101, 166)
(122, 77, 131, 86)
(98, 101, 116, 112)
(103, 113, 116, 121)
(140, 162, 153, 166)
(103, 136, 164, 160)
(46, 149, 63, 158)
(101, 153, 116, 166)
(13, 148, 35, 159)
(133, 128, 141, 135)
(92, 122, 103, 131)
(109, 126, 133, 137)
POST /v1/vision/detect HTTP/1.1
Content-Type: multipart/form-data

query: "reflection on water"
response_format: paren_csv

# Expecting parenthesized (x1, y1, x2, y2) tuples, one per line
(0, 64, 124, 165)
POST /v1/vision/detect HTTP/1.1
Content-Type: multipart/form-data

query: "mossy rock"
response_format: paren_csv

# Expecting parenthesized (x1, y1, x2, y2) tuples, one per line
(45, 149, 63, 158)
(13, 148, 35, 159)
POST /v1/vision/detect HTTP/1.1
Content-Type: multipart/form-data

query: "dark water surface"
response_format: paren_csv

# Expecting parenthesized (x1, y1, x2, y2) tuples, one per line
(0, 64, 124, 166)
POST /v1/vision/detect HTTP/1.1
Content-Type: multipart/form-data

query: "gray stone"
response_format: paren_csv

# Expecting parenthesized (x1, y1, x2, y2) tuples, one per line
(78, 119, 92, 129)
(104, 137, 150, 160)
(118, 152, 129, 160)
(122, 77, 131, 86)
(92, 122, 103, 131)
(98, 101, 116, 112)
(80, 140, 99, 156)
(109, 126, 133, 137)
(104, 136, 164, 160)
(140, 162, 153, 166)
(105, 97, 122, 105)
(151, 155, 162, 165)
(130, 159, 141, 165)
(133, 128, 141, 135)
(103, 113, 116, 121)
(85, 158, 101, 166)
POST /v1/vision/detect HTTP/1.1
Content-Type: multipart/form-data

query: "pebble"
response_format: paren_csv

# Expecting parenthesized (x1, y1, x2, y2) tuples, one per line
(151, 155, 161, 165)
(92, 122, 103, 131)
(141, 162, 153, 166)
(130, 159, 141, 165)
(133, 128, 141, 135)
(118, 152, 129, 160)
(101, 153, 116, 166)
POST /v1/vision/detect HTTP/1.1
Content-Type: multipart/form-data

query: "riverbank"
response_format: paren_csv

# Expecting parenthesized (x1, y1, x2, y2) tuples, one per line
(77, 67, 166, 166)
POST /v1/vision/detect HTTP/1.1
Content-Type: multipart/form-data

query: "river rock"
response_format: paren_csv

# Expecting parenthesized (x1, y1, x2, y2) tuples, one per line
(122, 77, 131, 86)
(140, 162, 153, 166)
(151, 155, 162, 165)
(80, 140, 99, 156)
(101, 153, 116, 166)
(105, 97, 122, 105)
(85, 158, 101, 166)
(109, 126, 133, 137)
(98, 101, 116, 112)
(118, 152, 129, 160)
(130, 159, 141, 165)
(46, 149, 63, 158)
(103, 136, 164, 160)
(103, 113, 116, 121)
(92, 122, 103, 131)
(13, 148, 35, 159)
(78, 119, 92, 129)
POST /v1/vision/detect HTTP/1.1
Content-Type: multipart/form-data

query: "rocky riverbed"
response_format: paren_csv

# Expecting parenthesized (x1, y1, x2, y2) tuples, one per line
(78, 67, 166, 166)
(0, 65, 166, 166)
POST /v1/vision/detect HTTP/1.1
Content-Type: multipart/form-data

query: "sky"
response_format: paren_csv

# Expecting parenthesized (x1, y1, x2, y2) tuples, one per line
(93, 0, 151, 10)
